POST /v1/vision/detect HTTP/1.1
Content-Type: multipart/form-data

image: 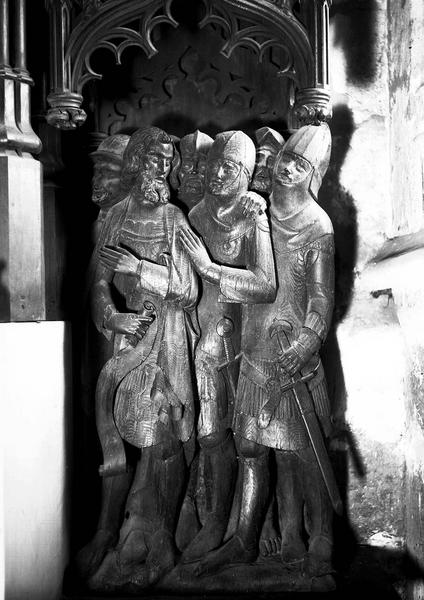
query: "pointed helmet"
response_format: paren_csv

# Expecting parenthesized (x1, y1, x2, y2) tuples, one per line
(180, 130, 213, 157)
(282, 123, 331, 200)
(254, 126, 284, 152)
(209, 130, 256, 181)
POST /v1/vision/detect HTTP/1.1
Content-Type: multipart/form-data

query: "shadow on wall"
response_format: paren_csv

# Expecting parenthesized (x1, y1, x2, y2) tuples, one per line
(331, 0, 379, 86)
(0, 259, 10, 321)
(319, 103, 357, 429)
(318, 103, 360, 562)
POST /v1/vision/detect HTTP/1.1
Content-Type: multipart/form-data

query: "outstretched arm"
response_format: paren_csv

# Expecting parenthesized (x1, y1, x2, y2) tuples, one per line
(180, 192, 276, 304)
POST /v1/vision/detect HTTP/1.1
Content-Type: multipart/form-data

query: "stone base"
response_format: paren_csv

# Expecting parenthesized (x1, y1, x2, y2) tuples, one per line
(159, 557, 336, 595)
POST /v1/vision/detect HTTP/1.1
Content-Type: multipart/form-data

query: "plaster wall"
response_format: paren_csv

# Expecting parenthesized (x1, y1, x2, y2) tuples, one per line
(0, 322, 71, 600)
(326, 0, 406, 547)
(327, 1, 424, 592)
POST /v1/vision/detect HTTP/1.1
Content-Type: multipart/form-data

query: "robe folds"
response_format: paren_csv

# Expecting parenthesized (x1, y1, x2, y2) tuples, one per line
(91, 196, 199, 457)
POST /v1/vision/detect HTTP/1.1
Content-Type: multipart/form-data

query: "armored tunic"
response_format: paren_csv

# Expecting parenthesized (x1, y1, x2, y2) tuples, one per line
(232, 199, 335, 450)
(189, 198, 275, 438)
(91, 196, 198, 448)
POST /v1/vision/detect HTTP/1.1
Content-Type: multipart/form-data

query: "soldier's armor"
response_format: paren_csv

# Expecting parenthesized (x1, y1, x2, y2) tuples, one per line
(233, 200, 335, 450)
(189, 199, 275, 438)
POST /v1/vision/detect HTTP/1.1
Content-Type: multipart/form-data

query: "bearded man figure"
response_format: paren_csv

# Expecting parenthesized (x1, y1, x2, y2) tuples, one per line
(196, 124, 337, 579)
(251, 126, 284, 196)
(87, 127, 198, 591)
(178, 130, 213, 211)
(179, 130, 276, 564)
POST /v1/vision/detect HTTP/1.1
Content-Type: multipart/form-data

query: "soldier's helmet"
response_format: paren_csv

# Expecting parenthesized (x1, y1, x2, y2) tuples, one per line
(180, 130, 213, 158)
(282, 123, 332, 200)
(209, 130, 256, 181)
(90, 133, 130, 165)
(254, 126, 284, 152)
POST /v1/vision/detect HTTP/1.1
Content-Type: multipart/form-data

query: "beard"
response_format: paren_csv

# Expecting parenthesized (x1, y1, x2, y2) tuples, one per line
(252, 168, 271, 193)
(92, 187, 121, 209)
(136, 172, 170, 205)
(178, 175, 204, 205)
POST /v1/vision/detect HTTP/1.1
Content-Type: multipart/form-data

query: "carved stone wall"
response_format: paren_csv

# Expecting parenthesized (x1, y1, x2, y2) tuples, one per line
(90, 20, 292, 138)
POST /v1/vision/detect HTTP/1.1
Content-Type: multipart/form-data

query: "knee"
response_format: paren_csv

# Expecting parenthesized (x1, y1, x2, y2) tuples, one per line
(198, 429, 230, 451)
(236, 435, 269, 459)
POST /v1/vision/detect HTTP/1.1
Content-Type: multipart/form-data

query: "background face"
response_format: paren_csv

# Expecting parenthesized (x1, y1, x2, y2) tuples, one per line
(91, 159, 122, 208)
(179, 149, 208, 206)
(252, 145, 278, 193)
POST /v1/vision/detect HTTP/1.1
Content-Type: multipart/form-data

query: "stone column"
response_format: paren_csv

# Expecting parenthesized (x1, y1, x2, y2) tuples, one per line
(0, 0, 44, 321)
(293, 0, 332, 125)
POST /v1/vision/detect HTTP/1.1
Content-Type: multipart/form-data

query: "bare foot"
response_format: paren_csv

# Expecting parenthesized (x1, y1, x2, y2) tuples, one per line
(75, 528, 116, 579)
(259, 519, 281, 557)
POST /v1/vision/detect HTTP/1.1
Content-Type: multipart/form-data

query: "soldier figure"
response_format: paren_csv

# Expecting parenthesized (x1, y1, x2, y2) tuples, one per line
(179, 130, 276, 563)
(87, 127, 198, 590)
(251, 126, 284, 196)
(177, 130, 214, 211)
(90, 133, 130, 241)
(195, 124, 336, 576)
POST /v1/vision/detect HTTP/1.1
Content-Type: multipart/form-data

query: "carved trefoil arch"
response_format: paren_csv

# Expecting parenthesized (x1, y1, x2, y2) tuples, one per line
(45, 0, 332, 130)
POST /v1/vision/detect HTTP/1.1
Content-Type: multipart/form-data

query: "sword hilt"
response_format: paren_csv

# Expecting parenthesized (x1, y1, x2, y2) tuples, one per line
(216, 317, 235, 364)
(269, 319, 292, 352)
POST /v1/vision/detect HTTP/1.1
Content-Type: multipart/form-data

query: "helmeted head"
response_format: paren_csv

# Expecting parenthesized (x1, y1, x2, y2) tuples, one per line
(272, 123, 331, 201)
(178, 130, 213, 208)
(252, 127, 285, 194)
(90, 133, 130, 209)
(206, 130, 256, 200)
(121, 127, 179, 205)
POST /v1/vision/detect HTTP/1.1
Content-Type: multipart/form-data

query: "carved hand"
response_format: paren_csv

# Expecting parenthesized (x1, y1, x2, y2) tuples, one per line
(240, 191, 267, 219)
(99, 245, 140, 277)
(179, 228, 215, 277)
(278, 329, 320, 375)
(105, 312, 153, 336)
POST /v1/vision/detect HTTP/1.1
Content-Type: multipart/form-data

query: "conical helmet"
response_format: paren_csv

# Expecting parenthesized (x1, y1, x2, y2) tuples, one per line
(254, 127, 284, 152)
(180, 130, 213, 156)
(283, 123, 331, 200)
(209, 130, 256, 180)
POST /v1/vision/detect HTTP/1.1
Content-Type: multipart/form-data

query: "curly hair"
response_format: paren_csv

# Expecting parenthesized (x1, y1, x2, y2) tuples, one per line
(120, 126, 180, 193)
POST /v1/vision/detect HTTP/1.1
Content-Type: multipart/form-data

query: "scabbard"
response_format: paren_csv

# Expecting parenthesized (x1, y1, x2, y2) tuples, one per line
(291, 375, 343, 515)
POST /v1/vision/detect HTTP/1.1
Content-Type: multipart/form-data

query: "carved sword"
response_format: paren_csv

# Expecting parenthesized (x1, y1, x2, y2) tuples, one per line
(216, 316, 239, 404)
(269, 319, 343, 515)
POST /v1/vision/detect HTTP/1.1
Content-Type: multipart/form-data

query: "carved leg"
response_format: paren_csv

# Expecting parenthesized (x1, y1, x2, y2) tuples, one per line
(195, 437, 269, 576)
(259, 493, 281, 557)
(75, 469, 133, 579)
(275, 449, 307, 564)
(89, 438, 185, 591)
(301, 446, 333, 576)
(175, 452, 201, 552)
(181, 430, 237, 563)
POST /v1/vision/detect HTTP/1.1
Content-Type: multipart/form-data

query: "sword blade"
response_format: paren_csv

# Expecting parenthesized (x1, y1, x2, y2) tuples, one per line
(291, 380, 343, 515)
